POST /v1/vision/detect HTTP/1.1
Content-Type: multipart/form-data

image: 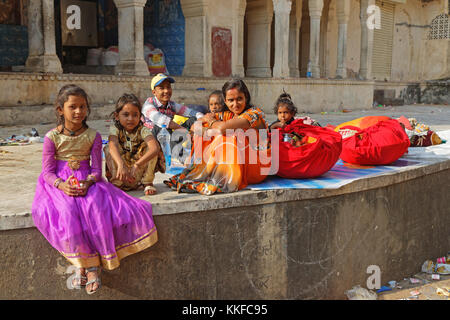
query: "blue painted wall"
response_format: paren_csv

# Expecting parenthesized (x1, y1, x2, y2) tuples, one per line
(144, 0, 185, 76)
(0, 24, 28, 67)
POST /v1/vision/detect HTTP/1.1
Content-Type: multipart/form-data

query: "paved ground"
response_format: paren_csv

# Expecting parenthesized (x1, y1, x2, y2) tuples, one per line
(1, 103, 449, 300)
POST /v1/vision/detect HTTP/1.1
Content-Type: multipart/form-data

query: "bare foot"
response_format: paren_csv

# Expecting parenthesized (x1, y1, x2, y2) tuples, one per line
(144, 184, 157, 195)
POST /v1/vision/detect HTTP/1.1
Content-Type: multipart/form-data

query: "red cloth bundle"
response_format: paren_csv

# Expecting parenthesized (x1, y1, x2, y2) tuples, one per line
(338, 119, 410, 165)
(276, 119, 342, 179)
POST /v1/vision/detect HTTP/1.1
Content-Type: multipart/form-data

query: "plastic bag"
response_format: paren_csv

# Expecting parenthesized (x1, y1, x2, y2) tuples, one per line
(345, 285, 377, 300)
(101, 46, 119, 66)
(145, 44, 168, 74)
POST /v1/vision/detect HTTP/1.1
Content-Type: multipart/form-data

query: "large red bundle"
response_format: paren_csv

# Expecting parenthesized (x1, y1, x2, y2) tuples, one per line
(276, 119, 342, 179)
(338, 119, 410, 165)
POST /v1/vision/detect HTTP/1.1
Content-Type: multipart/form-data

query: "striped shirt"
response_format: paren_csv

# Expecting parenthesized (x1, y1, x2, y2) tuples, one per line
(141, 96, 204, 129)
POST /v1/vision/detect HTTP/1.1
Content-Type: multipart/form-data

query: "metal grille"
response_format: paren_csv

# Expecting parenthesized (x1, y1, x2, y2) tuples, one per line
(372, 1, 395, 80)
(428, 14, 449, 40)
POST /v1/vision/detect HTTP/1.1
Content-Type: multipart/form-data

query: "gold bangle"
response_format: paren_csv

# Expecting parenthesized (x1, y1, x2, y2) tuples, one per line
(209, 119, 218, 128)
(86, 174, 96, 183)
(54, 178, 63, 188)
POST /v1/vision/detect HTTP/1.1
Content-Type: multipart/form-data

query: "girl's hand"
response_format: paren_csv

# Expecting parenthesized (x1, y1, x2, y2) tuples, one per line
(116, 163, 132, 182)
(75, 180, 94, 197)
(270, 122, 283, 130)
(129, 163, 141, 181)
(58, 181, 82, 197)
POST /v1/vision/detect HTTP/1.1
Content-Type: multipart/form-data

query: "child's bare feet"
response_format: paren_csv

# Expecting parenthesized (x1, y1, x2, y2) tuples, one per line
(144, 184, 157, 195)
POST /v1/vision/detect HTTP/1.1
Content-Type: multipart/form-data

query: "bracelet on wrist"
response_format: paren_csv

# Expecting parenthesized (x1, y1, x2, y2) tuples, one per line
(54, 178, 63, 188)
(86, 175, 96, 183)
(209, 119, 218, 128)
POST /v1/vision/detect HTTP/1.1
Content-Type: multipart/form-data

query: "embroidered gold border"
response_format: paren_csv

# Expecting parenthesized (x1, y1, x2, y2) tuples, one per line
(59, 228, 158, 270)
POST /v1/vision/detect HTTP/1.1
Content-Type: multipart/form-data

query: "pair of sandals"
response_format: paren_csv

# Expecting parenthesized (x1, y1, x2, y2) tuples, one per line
(72, 267, 101, 295)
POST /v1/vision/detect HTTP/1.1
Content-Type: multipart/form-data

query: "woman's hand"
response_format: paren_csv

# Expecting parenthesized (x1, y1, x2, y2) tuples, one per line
(200, 113, 215, 124)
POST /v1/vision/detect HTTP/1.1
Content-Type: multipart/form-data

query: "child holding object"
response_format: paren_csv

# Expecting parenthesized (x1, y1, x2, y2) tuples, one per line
(31, 85, 158, 295)
(104, 93, 165, 196)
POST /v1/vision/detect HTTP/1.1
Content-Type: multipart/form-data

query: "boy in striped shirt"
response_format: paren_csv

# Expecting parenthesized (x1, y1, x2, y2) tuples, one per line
(142, 73, 204, 160)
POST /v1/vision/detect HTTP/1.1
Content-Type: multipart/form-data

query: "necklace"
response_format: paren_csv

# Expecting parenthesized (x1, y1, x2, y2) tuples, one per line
(64, 126, 84, 136)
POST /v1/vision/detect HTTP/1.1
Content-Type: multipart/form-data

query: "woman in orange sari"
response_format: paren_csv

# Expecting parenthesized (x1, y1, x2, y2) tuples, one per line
(164, 79, 271, 195)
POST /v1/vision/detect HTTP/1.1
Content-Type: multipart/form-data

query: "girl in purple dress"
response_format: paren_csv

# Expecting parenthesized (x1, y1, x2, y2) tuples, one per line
(31, 85, 158, 295)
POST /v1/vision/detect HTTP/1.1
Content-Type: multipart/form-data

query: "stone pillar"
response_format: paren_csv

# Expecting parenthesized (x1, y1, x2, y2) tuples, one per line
(113, 0, 149, 76)
(308, 0, 324, 78)
(245, 0, 274, 77)
(336, 0, 350, 79)
(232, 0, 246, 77)
(25, 0, 63, 73)
(273, 0, 292, 78)
(180, 0, 211, 77)
(289, 0, 302, 77)
(359, 0, 375, 80)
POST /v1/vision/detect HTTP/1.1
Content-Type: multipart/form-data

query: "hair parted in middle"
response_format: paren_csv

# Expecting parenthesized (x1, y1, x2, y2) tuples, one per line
(111, 93, 143, 131)
(222, 79, 254, 112)
(54, 84, 91, 134)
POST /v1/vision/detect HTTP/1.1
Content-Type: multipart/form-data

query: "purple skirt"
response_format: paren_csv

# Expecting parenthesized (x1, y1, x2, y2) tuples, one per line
(32, 160, 158, 270)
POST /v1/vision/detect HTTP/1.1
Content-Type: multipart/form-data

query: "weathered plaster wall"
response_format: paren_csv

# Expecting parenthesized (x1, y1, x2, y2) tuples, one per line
(0, 167, 449, 299)
(392, 0, 449, 81)
(0, 73, 374, 125)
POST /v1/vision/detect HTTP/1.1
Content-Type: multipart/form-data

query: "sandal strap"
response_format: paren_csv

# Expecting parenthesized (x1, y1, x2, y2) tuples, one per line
(86, 278, 101, 286)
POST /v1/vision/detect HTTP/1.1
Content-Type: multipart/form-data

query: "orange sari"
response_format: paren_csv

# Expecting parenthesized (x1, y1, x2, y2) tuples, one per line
(164, 107, 271, 195)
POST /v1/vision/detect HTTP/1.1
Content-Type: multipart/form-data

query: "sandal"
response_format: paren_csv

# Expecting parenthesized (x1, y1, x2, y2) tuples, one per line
(144, 185, 157, 195)
(85, 267, 101, 295)
(71, 267, 87, 289)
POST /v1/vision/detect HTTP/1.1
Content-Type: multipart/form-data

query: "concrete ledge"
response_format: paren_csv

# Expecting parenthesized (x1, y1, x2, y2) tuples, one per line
(1, 167, 449, 299)
(0, 72, 375, 117)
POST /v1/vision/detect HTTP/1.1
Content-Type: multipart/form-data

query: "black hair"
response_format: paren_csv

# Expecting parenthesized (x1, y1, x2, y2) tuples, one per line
(222, 79, 254, 112)
(110, 93, 143, 131)
(273, 91, 297, 116)
(54, 84, 90, 134)
(208, 90, 228, 112)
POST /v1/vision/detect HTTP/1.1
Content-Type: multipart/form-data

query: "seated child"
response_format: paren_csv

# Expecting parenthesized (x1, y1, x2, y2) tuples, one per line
(142, 73, 204, 135)
(269, 92, 320, 130)
(208, 90, 227, 114)
(32, 85, 158, 295)
(142, 73, 204, 161)
(104, 93, 165, 195)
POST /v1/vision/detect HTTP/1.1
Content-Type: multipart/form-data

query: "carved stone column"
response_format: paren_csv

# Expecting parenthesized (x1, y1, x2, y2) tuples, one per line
(180, 0, 211, 77)
(113, 0, 149, 76)
(25, 0, 63, 73)
(289, 0, 302, 77)
(273, 0, 292, 78)
(336, 0, 350, 78)
(308, 0, 324, 78)
(245, 0, 274, 77)
(232, 0, 247, 77)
